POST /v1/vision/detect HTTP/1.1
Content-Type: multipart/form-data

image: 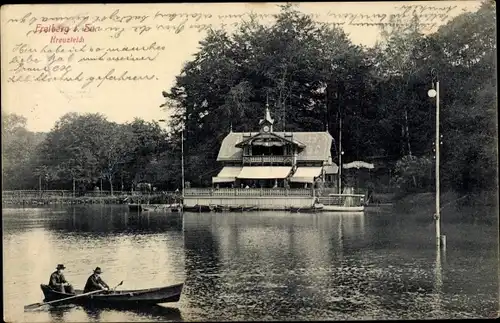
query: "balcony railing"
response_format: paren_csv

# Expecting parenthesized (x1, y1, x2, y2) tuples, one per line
(185, 188, 314, 197)
(242, 155, 293, 165)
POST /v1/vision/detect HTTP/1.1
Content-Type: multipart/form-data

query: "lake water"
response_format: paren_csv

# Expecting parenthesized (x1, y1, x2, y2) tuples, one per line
(2, 205, 499, 321)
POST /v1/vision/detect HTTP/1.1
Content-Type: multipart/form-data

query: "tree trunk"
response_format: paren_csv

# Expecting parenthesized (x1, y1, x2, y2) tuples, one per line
(72, 177, 76, 197)
(109, 177, 114, 196)
(404, 108, 412, 156)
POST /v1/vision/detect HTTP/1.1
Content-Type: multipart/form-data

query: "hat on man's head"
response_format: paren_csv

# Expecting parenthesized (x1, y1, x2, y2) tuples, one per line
(56, 264, 66, 270)
(93, 267, 103, 274)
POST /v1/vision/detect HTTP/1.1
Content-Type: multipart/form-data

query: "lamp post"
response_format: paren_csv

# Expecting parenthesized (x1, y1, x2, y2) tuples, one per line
(338, 114, 342, 194)
(181, 129, 185, 198)
(428, 72, 444, 248)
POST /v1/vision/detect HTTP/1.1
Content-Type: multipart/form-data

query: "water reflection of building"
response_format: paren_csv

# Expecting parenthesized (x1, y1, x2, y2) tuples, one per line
(182, 213, 369, 266)
(182, 214, 224, 308)
(182, 213, 370, 309)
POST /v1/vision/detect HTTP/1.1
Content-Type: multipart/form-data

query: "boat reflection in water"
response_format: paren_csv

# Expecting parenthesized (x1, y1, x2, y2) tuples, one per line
(45, 301, 182, 322)
(47, 305, 73, 322)
(81, 304, 182, 321)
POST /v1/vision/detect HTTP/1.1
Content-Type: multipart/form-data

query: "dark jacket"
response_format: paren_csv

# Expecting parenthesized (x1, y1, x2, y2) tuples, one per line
(49, 271, 67, 287)
(83, 274, 109, 293)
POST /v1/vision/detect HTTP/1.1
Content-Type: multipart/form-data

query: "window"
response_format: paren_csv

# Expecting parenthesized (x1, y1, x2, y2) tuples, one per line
(251, 145, 284, 156)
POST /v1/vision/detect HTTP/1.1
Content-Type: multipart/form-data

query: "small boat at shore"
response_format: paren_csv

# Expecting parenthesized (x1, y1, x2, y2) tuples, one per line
(128, 204, 182, 213)
(40, 283, 183, 307)
(229, 205, 257, 212)
(290, 204, 324, 213)
(209, 205, 230, 212)
(183, 205, 211, 212)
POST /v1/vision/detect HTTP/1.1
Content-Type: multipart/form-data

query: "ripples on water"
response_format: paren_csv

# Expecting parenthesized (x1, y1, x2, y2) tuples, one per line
(2, 205, 498, 321)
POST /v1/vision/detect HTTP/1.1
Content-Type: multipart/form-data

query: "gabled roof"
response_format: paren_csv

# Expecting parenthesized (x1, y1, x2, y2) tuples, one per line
(217, 131, 333, 162)
(235, 132, 305, 149)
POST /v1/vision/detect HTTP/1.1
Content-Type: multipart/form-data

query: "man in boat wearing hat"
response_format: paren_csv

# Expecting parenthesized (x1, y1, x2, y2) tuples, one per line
(49, 264, 75, 294)
(84, 267, 110, 293)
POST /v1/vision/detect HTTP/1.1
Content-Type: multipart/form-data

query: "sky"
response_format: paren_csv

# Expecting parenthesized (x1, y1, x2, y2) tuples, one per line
(1, 1, 481, 132)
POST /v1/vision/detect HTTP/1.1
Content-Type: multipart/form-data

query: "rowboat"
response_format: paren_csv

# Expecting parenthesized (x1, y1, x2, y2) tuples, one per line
(183, 205, 211, 212)
(224, 205, 257, 212)
(40, 283, 183, 306)
(290, 203, 324, 213)
(209, 205, 230, 212)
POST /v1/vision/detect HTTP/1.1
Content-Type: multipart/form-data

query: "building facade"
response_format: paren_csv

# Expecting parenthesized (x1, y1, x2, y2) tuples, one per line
(212, 106, 338, 189)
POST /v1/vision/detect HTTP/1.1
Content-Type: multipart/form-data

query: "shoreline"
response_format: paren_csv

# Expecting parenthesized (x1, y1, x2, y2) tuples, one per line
(1, 192, 181, 206)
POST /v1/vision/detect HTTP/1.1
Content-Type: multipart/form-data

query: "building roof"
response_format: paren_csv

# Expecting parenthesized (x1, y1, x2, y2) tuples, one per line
(217, 131, 333, 162)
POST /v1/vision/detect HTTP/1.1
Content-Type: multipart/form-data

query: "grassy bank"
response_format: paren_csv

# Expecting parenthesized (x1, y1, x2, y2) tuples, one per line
(1, 193, 182, 206)
(2, 196, 127, 206)
(392, 191, 498, 225)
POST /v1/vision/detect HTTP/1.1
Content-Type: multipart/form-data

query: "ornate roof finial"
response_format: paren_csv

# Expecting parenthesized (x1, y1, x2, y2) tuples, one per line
(259, 91, 274, 131)
(230, 122, 233, 132)
(260, 104, 274, 125)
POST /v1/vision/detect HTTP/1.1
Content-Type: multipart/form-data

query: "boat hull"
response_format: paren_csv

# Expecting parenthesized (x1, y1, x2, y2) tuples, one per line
(289, 207, 323, 213)
(40, 283, 183, 306)
(322, 205, 365, 212)
(183, 205, 211, 212)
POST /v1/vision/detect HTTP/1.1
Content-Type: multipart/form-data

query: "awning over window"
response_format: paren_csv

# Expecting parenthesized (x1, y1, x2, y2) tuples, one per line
(290, 167, 323, 183)
(237, 166, 292, 179)
(212, 166, 242, 183)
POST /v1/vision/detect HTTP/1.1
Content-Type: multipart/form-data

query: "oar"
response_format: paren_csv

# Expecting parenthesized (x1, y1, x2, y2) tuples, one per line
(24, 281, 124, 311)
(24, 289, 104, 310)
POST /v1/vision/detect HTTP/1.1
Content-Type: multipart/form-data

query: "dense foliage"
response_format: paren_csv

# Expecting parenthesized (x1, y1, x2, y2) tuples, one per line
(2, 2, 497, 194)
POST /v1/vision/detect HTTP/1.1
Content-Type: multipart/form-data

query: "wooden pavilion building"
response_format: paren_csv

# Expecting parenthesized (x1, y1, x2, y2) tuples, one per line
(183, 105, 365, 211)
(212, 105, 334, 189)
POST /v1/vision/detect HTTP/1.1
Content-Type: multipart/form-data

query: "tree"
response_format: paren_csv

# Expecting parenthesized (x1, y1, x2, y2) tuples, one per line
(122, 119, 167, 189)
(393, 155, 433, 193)
(411, 1, 497, 192)
(1, 111, 45, 189)
(99, 123, 134, 195)
(164, 4, 367, 182)
(40, 113, 110, 190)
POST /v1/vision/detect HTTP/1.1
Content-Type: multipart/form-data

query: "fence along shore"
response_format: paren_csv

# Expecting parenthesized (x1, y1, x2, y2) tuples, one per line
(1, 190, 179, 205)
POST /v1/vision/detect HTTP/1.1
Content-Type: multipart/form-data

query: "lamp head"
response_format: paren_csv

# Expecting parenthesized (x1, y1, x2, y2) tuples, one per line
(428, 89, 437, 98)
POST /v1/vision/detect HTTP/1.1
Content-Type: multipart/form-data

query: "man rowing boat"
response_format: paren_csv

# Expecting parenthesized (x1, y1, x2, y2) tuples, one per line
(84, 267, 110, 293)
(49, 264, 75, 294)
